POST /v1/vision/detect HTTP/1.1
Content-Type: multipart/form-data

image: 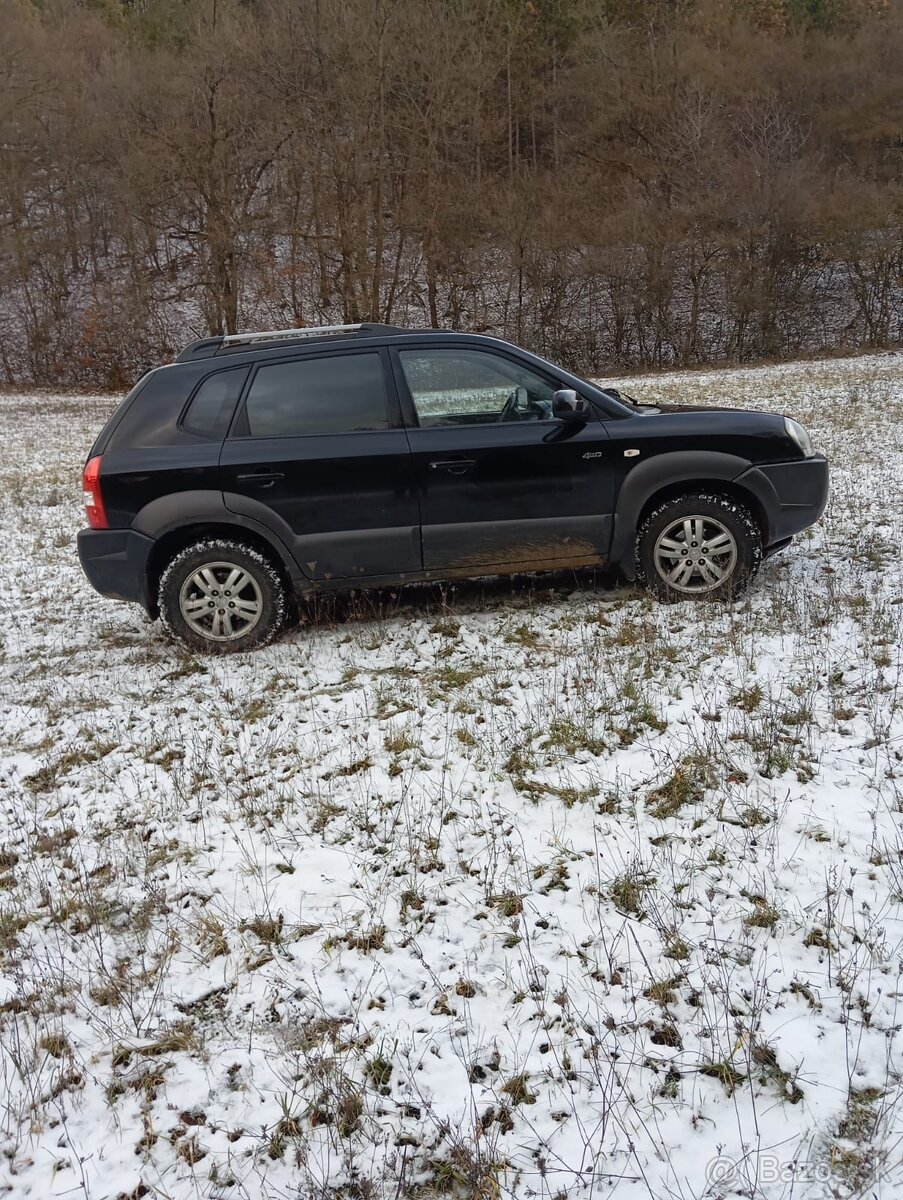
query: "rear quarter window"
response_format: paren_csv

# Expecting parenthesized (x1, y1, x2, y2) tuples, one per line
(181, 368, 248, 439)
(105, 364, 229, 450)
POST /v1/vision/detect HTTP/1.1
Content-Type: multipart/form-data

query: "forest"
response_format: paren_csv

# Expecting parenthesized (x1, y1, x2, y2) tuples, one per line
(1, 0, 901, 387)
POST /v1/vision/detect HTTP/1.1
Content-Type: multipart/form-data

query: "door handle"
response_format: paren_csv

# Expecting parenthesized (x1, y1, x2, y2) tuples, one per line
(428, 459, 476, 476)
(235, 471, 284, 488)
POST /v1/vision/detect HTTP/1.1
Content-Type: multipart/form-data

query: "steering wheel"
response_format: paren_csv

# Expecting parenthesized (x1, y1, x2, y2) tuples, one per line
(498, 386, 528, 423)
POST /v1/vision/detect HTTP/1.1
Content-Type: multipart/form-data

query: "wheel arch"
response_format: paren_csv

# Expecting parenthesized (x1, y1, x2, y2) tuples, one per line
(636, 479, 769, 542)
(144, 521, 297, 619)
(131, 490, 302, 618)
(611, 451, 778, 578)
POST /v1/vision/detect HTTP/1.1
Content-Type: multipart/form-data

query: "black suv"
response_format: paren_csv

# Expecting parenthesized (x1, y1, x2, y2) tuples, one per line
(78, 323, 829, 653)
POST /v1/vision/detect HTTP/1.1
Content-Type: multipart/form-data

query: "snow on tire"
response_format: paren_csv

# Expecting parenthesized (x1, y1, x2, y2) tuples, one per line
(635, 492, 762, 602)
(158, 538, 288, 653)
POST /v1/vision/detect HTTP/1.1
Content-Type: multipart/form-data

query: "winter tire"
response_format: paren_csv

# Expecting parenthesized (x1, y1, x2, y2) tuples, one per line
(636, 493, 762, 602)
(158, 539, 287, 653)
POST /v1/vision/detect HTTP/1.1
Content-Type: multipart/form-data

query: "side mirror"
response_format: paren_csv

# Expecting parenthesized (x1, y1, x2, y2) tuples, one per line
(553, 388, 589, 422)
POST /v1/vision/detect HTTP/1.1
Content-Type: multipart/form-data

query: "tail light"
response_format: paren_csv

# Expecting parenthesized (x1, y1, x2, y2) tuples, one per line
(82, 456, 108, 529)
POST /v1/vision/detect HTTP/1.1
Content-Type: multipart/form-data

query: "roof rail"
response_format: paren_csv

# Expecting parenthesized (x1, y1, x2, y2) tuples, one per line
(174, 322, 411, 362)
(220, 323, 364, 347)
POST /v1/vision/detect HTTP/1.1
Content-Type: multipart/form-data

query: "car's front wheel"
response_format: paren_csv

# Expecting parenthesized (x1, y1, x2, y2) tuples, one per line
(158, 539, 288, 653)
(636, 493, 762, 602)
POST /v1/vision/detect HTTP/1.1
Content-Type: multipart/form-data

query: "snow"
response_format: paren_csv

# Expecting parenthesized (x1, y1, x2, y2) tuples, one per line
(0, 354, 902, 1199)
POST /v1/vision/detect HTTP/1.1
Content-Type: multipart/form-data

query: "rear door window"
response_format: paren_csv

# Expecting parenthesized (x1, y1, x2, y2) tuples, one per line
(242, 352, 388, 438)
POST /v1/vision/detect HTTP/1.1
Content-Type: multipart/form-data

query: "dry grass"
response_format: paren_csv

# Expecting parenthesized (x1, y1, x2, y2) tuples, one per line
(0, 358, 902, 1198)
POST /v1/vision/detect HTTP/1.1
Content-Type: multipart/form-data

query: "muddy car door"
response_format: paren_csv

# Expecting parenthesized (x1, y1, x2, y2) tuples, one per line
(392, 344, 616, 573)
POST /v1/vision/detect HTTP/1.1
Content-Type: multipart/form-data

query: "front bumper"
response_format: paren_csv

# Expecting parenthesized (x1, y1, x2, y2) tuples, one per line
(77, 528, 155, 611)
(736, 454, 829, 545)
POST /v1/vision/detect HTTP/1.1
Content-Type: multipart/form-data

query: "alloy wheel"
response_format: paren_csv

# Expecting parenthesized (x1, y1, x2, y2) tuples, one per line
(652, 516, 738, 595)
(178, 561, 263, 642)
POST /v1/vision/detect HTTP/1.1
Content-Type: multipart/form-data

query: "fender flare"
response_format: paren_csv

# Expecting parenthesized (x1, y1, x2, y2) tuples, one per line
(610, 451, 780, 577)
(132, 490, 305, 584)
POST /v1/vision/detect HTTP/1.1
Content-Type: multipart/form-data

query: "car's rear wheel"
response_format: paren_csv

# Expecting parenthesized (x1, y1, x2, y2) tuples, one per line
(158, 539, 287, 653)
(636, 493, 762, 602)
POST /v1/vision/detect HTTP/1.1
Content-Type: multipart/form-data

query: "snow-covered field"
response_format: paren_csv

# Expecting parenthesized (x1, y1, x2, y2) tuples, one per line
(1, 355, 902, 1200)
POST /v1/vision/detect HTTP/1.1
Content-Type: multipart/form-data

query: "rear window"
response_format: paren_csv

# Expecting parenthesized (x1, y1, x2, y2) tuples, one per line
(181, 368, 248, 439)
(243, 352, 388, 438)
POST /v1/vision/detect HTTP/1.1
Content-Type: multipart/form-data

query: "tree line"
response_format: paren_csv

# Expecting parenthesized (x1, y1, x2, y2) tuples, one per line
(1, 0, 901, 388)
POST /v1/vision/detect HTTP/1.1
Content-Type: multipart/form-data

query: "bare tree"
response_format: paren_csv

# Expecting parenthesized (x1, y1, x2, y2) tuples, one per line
(0, 0, 901, 386)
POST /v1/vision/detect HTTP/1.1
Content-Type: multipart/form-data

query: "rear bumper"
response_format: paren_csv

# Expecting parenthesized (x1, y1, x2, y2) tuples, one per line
(77, 528, 154, 611)
(736, 454, 829, 545)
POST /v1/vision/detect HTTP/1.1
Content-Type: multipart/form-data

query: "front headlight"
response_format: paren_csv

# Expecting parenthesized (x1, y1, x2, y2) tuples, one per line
(784, 416, 814, 458)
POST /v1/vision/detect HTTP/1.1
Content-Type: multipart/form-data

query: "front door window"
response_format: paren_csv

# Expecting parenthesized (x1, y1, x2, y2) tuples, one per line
(397, 349, 559, 427)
